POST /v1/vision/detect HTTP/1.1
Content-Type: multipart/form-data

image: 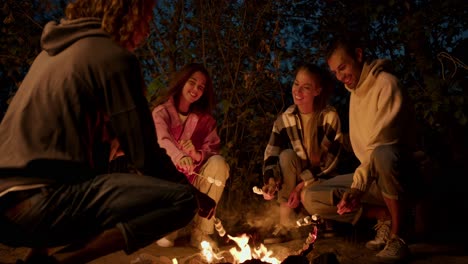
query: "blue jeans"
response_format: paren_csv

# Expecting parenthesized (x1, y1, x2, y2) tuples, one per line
(0, 173, 197, 253)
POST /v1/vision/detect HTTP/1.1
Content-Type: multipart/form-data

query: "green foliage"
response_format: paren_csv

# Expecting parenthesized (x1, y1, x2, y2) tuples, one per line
(0, 0, 467, 230)
(139, 0, 468, 226)
(0, 0, 66, 117)
(318, 0, 468, 167)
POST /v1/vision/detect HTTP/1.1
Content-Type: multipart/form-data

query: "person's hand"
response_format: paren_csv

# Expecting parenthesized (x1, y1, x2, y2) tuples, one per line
(287, 190, 300, 208)
(261, 177, 278, 201)
(109, 138, 125, 161)
(179, 140, 201, 162)
(194, 189, 216, 219)
(287, 181, 305, 208)
(178, 156, 195, 174)
(337, 188, 364, 215)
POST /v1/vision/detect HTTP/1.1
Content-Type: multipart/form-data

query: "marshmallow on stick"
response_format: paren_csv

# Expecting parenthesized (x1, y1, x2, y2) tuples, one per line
(252, 186, 263, 195)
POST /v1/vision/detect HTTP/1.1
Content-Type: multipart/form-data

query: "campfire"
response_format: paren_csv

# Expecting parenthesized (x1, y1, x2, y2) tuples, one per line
(197, 233, 281, 264)
(169, 215, 320, 264)
(133, 187, 326, 264)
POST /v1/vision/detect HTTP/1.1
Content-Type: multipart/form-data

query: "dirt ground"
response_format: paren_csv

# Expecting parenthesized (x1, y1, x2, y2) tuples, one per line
(2, 231, 468, 264)
(2, 199, 468, 264)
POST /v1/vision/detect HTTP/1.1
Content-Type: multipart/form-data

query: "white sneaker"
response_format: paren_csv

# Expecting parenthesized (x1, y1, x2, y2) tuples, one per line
(365, 219, 391, 250)
(376, 236, 410, 261)
(155, 230, 178, 247)
(156, 237, 174, 247)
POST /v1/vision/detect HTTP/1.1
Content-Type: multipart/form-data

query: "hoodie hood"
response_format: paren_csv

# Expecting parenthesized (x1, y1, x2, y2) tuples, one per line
(41, 18, 109, 56)
(346, 59, 393, 96)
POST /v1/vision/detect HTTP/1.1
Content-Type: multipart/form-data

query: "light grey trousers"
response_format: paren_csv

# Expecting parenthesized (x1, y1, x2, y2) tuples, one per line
(301, 144, 413, 225)
(192, 154, 230, 234)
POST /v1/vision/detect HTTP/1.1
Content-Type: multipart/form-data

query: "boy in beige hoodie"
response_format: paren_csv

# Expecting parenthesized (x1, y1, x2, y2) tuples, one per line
(302, 34, 417, 261)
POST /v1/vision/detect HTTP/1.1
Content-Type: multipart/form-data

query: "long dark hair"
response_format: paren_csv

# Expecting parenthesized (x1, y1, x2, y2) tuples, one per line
(153, 63, 214, 114)
(295, 63, 335, 164)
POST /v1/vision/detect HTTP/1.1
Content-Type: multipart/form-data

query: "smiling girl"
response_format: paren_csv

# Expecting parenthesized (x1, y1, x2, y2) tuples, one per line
(261, 63, 343, 244)
(151, 63, 229, 249)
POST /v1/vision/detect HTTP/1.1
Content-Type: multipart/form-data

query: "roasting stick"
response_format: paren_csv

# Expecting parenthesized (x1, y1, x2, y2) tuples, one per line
(189, 172, 228, 238)
(190, 171, 225, 187)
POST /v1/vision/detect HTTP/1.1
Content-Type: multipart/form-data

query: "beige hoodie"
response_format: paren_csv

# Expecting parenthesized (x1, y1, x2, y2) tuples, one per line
(345, 59, 409, 191)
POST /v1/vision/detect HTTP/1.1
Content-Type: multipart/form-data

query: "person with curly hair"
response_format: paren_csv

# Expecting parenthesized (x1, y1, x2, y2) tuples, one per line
(152, 63, 229, 249)
(0, 1, 215, 263)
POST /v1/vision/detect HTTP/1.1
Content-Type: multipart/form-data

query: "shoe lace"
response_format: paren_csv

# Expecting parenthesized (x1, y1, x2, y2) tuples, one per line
(381, 238, 405, 256)
(374, 220, 390, 241)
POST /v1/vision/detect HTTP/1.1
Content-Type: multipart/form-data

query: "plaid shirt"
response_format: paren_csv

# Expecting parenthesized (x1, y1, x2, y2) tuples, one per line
(263, 105, 342, 184)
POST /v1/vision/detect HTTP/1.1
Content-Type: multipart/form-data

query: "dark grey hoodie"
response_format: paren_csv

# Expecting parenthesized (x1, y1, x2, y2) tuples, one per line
(0, 18, 186, 194)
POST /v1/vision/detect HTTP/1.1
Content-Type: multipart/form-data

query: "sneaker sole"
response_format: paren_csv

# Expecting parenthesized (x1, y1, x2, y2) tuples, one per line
(365, 242, 386, 251)
(373, 255, 410, 264)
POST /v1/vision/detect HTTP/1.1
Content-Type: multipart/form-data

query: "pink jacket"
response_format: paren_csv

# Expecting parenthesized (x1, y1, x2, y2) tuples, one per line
(152, 97, 221, 183)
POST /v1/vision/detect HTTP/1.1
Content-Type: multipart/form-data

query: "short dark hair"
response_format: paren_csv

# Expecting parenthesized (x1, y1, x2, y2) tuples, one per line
(325, 33, 363, 61)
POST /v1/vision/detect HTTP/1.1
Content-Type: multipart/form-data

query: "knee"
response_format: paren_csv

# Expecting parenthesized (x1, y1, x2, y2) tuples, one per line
(205, 155, 230, 181)
(180, 185, 199, 216)
(301, 190, 325, 215)
(371, 145, 399, 171)
(371, 145, 397, 162)
(279, 149, 295, 162)
(278, 149, 297, 168)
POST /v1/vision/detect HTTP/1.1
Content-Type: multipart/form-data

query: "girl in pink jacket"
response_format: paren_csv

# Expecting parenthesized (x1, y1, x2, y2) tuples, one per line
(152, 63, 229, 249)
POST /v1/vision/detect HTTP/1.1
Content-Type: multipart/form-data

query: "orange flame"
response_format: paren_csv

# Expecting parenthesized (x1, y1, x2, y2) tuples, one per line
(200, 234, 281, 264)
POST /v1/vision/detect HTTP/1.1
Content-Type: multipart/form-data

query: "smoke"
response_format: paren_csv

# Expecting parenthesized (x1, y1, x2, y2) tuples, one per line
(243, 201, 280, 234)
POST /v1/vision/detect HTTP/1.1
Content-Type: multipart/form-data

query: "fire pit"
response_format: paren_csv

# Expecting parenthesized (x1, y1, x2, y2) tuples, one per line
(131, 215, 338, 264)
(171, 215, 321, 264)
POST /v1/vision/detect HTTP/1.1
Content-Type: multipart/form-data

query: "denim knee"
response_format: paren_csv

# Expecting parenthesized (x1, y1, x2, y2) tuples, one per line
(119, 183, 197, 254)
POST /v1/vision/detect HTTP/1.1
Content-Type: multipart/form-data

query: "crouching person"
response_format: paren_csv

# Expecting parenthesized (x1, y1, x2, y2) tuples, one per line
(302, 33, 418, 262)
(152, 63, 229, 249)
(0, 1, 215, 263)
(260, 63, 342, 244)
